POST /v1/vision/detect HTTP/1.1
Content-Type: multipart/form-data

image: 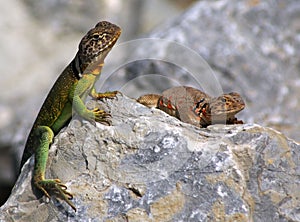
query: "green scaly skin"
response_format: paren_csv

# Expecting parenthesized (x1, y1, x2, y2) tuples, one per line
(20, 21, 121, 211)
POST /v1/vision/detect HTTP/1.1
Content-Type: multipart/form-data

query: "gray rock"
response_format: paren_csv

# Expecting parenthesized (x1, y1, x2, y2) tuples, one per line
(1, 94, 299, 221)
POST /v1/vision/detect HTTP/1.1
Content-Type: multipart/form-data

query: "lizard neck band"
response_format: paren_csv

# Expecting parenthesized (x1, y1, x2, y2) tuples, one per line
(72, 55, 83, 79)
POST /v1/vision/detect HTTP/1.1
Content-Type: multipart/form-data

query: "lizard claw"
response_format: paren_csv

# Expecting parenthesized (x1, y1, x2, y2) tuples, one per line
(35, 179, 76, 211)
(89, 108, 112, 125)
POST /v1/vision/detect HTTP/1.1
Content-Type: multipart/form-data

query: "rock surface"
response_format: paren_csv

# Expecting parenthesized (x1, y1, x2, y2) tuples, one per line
(1, 94, 299, 221)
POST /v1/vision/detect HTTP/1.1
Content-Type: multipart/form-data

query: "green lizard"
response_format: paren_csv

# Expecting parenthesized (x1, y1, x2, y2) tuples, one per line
(20, 21, 121, 211)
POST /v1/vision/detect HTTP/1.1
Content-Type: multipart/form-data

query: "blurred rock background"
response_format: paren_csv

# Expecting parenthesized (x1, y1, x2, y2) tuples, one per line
(1, 0, 300, 208)
(0, 0, 195, 206)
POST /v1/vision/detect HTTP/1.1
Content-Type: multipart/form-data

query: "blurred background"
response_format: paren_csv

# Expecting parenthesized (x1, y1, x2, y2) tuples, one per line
(1, 0, 300, 208)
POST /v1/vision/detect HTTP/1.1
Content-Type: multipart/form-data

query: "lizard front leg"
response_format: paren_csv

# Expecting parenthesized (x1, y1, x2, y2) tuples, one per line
(70, 73, 116, 124)
(33, 126, 76, 211)
(89, 87, 118, 100)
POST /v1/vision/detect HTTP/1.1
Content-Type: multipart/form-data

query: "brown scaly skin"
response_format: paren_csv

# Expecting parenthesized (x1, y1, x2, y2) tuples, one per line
(137, 86, 245, 128)
(20, 21, 121, 211)
(195, 92, 245, 127)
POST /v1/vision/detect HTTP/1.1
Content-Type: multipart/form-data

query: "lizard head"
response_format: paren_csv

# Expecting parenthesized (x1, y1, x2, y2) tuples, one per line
(201, 92, 245, 124)
(76, 21, 121, 74)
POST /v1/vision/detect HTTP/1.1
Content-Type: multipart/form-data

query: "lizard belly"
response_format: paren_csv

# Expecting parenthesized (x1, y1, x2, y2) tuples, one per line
(51, 102, 73, 133)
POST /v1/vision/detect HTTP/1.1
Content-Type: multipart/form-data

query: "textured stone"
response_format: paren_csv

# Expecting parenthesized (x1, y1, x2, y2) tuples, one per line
(1, 94, 299, 221)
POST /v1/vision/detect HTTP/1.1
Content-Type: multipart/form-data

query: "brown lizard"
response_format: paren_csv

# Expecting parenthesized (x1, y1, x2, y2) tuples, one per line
(137, 86, 245, 127)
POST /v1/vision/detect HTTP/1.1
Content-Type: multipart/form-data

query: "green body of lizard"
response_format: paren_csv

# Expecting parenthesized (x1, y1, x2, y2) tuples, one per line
(20, 21, 121, 211)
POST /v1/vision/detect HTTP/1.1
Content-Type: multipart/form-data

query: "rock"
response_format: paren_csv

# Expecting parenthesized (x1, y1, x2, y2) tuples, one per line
(1, 94, 299, 221)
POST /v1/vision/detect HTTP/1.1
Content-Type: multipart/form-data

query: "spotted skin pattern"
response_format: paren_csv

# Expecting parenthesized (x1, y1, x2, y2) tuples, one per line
(196, 92, 245, 127)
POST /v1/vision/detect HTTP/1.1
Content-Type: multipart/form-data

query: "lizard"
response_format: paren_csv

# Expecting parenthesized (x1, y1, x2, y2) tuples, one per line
(19, 21, 121, 211)
(137, 86, 245, 128)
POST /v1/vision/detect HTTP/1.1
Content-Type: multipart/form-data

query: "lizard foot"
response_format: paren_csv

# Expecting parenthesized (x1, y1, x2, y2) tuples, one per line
(91, 108, 112, 124)
(35, 179, 76, 211)
(92, 90, 119, 100)
(228, 117, 244, 125)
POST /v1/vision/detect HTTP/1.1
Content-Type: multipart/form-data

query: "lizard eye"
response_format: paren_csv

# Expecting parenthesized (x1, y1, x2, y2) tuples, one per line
(195, 98, 205, 108)
(199, 98, 205, 103)
(221, 98, 227, 103)
(92, 34, 100, 40)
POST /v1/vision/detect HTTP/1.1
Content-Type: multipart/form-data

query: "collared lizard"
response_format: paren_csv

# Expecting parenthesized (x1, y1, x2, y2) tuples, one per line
(19, 21, 121, 211)
(137, 86, 245, 127)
